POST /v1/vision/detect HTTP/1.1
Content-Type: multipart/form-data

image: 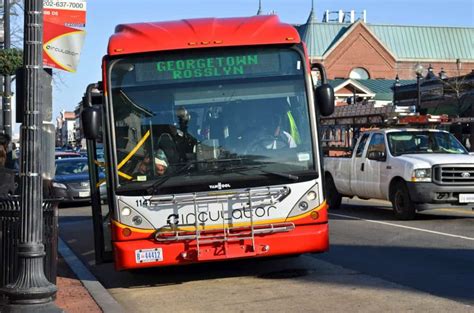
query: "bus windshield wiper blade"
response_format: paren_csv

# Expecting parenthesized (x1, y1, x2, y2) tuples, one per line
(203, 165, 299, 181)
(258, 169, 299, 181)
(146, 158, 249, 194)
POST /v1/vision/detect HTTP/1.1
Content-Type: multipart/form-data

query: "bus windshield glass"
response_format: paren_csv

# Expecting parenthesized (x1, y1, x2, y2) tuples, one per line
(108, 47, 316, 193)
(387, 131, 468, 156)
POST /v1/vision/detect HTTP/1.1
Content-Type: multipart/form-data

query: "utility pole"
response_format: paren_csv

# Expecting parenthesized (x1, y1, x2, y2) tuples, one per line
(471, 103, 474, 152)
(2, 0, 12, 137)
(1, 0, 62, 311)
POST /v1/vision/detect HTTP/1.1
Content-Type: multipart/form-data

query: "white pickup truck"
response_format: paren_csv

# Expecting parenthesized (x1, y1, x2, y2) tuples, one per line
(324, 128, 474, 219)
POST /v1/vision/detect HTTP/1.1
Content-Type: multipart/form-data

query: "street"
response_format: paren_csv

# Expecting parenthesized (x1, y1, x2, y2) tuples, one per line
(58, 199, 474, 312)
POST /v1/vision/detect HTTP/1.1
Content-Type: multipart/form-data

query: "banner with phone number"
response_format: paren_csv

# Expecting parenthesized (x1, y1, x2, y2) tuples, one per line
(43, 0, 86, 72)
(44, 0, 87, 28)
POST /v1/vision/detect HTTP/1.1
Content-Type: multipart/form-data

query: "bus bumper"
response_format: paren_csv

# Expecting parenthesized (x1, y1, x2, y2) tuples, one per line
(112, 222, 328, 271)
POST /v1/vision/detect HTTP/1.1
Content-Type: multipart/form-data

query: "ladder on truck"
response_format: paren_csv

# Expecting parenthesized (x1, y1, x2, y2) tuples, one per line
(319, 102, 463, 156)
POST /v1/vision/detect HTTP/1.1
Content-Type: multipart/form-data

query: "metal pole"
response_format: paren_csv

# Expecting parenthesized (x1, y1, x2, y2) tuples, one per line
(1, 0, 62, 311)
(3, 0, 12, 137)
(416, 73, 421, 113)
(470, 104, 474, 152)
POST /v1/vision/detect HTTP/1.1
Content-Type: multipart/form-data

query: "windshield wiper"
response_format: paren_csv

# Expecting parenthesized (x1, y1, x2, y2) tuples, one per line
(201, 164, 299, 181)
(146, 161, 197, 194)
(146, 158, 251, 194)
(258, 169, 299, 181)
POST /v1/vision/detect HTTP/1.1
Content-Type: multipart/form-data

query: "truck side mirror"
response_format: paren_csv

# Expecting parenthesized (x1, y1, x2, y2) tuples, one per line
(311, 63, 334, 117)
(81, 106, 101, 140)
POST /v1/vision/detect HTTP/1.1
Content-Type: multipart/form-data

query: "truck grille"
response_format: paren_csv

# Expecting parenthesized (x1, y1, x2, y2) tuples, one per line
(433, 165, 474, 185)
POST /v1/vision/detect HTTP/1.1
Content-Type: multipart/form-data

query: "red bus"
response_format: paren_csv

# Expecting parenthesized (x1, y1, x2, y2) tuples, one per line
(82, 15, 334, 271)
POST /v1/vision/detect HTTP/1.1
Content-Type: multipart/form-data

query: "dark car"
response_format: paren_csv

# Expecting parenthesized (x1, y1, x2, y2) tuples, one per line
(52, 157, 104, 202)
(55, 151, 82, 160)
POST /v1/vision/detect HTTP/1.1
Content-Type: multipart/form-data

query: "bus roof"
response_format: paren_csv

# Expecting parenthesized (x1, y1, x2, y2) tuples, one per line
(108, 15, 301, 56)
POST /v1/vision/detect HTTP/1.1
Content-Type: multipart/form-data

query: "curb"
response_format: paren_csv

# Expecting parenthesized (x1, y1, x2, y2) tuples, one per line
(58, 237, 125, 313)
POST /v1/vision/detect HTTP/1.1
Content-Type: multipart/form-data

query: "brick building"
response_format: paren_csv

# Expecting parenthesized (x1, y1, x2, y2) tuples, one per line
(297, 7, 473, 81)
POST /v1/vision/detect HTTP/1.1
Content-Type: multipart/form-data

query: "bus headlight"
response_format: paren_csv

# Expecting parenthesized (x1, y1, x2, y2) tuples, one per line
(306, 191, 317, 201)
(299, 201, 309, 211)
(132, 216, 143, 225)
(287, 183, 321, 218)
(412, 168, 431, 182)
(118, 200, 153, 229)
(121, 207, 132, 216)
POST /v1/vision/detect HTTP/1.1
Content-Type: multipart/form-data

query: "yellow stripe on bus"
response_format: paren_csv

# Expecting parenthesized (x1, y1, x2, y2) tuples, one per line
(112, 219, 155, 234)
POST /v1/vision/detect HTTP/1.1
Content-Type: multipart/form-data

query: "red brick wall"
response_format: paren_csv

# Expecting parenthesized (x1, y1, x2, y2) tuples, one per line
(323, 23, 396, 80)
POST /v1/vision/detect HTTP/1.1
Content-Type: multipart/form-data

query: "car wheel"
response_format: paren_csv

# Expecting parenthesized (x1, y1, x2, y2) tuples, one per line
(326, 174, 342, 210)
(391, 181, 416, 220)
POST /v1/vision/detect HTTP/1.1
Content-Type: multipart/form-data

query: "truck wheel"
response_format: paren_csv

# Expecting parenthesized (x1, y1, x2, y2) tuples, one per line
(391, 182, 416, 220)
(326, 175, 342, 210)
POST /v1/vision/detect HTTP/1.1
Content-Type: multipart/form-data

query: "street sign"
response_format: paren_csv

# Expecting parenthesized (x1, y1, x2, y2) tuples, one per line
(43, 0, 87, 28)
(43, 22, 85, 72)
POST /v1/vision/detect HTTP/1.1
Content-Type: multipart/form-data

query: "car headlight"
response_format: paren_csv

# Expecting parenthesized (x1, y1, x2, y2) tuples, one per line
(412, 168, 431, 182)
(52, 182, 67, 189)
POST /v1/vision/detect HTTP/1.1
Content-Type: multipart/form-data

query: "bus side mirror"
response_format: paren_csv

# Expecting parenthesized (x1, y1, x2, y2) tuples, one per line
(82, 82, 103, 140)
(81, 106, 101, 140)
(315, 84, 335, 116)
(311, 63, 334, 117)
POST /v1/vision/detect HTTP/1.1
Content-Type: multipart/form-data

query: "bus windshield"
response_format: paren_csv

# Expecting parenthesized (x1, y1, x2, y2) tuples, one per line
(108, 47, 316, 193)
(387, 131, 468, 156)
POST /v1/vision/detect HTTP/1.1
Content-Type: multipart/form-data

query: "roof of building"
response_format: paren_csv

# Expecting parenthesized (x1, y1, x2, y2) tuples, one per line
(329, 78, 415, 100)
(297, 20, 474, 60)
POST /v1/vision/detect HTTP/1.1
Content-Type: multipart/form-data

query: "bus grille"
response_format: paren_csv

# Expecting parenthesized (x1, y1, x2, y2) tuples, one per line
(433, 165, 474, 185)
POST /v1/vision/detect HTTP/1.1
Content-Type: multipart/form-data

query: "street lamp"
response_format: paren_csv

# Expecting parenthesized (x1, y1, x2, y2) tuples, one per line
(439, 68, 447, 79)
(414, 63, 424, 112)
(393, 74, 400, 106)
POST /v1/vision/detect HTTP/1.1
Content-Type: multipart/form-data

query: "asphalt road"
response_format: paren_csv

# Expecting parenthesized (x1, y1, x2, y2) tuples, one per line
(320, 198, 474, 306)
(58, 199, 474, 312)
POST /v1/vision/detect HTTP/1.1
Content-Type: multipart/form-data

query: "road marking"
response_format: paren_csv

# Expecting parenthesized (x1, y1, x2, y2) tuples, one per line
(329, 213, 474, 241)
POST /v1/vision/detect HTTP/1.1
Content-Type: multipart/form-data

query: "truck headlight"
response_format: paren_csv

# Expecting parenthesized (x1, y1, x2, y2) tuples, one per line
(412, 168, 431, 182)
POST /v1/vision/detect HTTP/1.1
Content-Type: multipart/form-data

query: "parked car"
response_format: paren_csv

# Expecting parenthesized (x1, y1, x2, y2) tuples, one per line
(55, 151, 81, 160)
(325, 128, 474, 220)
(52, 157, 104, 202)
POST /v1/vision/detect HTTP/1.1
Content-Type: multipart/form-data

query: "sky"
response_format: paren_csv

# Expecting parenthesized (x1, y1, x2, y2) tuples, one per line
(13, 0, 474, 138)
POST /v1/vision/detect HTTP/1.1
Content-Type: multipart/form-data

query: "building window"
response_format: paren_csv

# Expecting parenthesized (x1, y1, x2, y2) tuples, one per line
(349, 67, 370, 80)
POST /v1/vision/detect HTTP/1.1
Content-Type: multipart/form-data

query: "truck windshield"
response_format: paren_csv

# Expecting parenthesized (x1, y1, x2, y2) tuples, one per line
(387, 131, 467, 156)
(108, 47, 315, 193)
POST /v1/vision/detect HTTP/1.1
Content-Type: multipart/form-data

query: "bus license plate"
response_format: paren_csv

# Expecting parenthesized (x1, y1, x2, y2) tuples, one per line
(459, 194, 474, 203)
(135, 248, 163, 263)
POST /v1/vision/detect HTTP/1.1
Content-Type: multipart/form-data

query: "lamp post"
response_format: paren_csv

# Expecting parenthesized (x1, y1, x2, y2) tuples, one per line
(393, 74, 400, 106)
(1, 0, 62, 311)
(438, 68, 447, 79)
(2, 0, 12, 137)
(414, 63, 424, 113)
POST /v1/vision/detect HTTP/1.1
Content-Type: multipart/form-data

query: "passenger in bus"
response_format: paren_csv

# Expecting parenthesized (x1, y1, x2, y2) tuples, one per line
(134, 149, 168, 177)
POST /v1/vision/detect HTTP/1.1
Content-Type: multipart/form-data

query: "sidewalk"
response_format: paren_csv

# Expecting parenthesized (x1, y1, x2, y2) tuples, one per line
(55, 237, 125, 313)
(55, 255, 102, 313)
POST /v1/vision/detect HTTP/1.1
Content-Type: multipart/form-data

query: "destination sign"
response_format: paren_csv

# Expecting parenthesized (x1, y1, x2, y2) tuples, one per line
(156, 55, 259, 80)
(130, 50, 298, 83)
(114, 49, 304, 85)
